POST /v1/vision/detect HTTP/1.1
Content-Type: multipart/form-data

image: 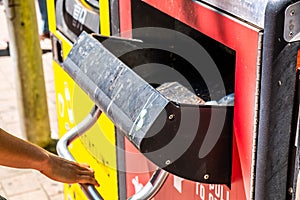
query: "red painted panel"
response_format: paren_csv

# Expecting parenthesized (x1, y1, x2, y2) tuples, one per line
(124, 139, 156, 198)
(124, 132, 246, 199)
(120, 0, 260, 199)
(118, 0, 132, 38)
(141, 1, 259, 199)
(153, 136, 245, 200)
(297, 50, 300, 69)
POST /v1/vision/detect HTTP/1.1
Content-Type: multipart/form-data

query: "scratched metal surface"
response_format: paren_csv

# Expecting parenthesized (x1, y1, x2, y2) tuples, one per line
(196, 0, 268, 28)
(55, 0, 100, 42)
(63, 32, 169, 147)
(157, 82, 205, 105)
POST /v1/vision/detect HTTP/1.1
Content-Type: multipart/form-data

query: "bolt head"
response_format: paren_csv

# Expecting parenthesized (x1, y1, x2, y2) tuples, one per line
(288, 187, 293, 194)
(204, 174, 210, 180)
(168, 114, 175, 120)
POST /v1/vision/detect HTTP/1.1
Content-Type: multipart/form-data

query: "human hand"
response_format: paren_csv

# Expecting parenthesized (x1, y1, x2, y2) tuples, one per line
(39, 153, 99, 186)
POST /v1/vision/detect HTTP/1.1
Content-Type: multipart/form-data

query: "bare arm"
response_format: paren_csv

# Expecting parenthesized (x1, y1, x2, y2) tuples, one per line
(0, 128, 99, 186)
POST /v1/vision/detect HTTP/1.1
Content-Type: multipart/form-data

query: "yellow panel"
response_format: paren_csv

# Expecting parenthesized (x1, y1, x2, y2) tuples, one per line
(52, 62, 119, 200)
(46, 0, 56, 33)
(70, 135, 118, 200)
(72, 82, 118, 199)
(98, 113, 116, 144)
(64, 184, 88, 200)
(52, 62, 76, 135)
(49, 2, 119, 197)
(100, 0, 111, 36)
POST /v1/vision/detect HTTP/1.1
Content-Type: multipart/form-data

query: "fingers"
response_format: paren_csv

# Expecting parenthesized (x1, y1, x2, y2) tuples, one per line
(71, 162, 99, 187)
(76, 174, 100, 187)
(74, 163, 95, 175)
(44, 154, 100, 186)
(78, 163, 91, 168)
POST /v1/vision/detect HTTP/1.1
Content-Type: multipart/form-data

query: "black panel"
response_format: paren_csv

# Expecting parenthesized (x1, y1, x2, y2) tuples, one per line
(289, 69, 300, 200)
(141, 102, 233, 186)
(130, 0, 236, 101)
(255, 0, 300, 199)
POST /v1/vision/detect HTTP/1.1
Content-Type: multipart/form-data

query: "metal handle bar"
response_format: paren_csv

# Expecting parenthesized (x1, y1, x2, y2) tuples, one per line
(56, 105, 169, 200)
(56, 105, 103, 200)
(128, 168, 168, 200)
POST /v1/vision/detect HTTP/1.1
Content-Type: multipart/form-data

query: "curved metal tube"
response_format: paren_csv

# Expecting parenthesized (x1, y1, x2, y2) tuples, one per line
(75, 0, 99, 14)
(128, 169, 169, 200)
(57, 105, 168, 200)
(56, 105, 103, 200)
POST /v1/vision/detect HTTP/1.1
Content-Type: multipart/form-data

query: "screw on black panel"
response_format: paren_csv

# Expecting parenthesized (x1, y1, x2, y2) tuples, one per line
(204, 174, 210, 180)
(168, 114, 175, 120)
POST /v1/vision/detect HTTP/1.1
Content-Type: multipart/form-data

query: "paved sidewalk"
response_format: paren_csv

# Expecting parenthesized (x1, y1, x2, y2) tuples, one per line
(0, 53, 64, 200)
(0, 3, 65, 200)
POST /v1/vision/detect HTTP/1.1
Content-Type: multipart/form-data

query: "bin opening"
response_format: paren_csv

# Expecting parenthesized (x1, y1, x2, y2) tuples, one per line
(63, 32, 233, 186)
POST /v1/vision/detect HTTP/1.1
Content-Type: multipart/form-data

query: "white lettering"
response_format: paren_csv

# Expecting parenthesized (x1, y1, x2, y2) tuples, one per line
(209, 193, 215, 200)
(207, 184, 230, 200)
(196, 183, 205, 200)
(78, 9, 87, 24)
(72, 4, 87, 26)
(173, 176, 184, 193)
(200, 184, 205, 200)
(57, 93, 64, 117)
(196, 183, 200, 195)
(215, 185, 221, 198)
(73, 4, 82, 21)
(64, 82, 74, 124)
